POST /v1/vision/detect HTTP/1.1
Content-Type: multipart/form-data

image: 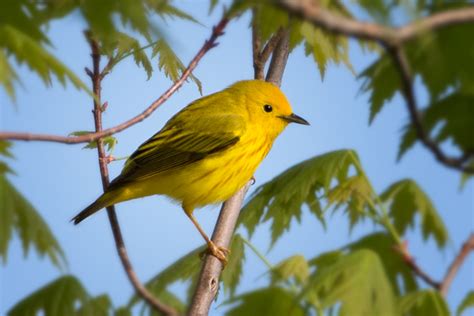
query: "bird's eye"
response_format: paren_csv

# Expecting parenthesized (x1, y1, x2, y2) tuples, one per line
(263, 104, 273, 113)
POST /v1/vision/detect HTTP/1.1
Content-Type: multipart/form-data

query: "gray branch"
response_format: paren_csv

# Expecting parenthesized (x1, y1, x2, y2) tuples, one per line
(188, 27, 291, 315)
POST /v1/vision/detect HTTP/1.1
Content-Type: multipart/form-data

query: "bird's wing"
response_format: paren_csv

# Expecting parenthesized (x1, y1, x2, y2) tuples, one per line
(110, 113, 245, 187)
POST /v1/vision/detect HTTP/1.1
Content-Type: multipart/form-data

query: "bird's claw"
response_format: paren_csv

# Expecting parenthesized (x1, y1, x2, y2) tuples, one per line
(200, 241, 230, 266)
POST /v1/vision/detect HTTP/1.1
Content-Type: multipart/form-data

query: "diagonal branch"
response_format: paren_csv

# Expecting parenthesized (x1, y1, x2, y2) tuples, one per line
(396, 241, 441, 289)
(279, 0, 474, 173)
(0, 16, 230, 145)
(188, 26, 291, 315)
(439, 233, 474, 296)
(85, 33, 177, 316)
(397, 234, 474, 297)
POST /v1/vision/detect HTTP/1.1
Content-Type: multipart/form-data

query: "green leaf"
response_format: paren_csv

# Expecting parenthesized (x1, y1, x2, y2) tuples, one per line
(224, 287, 305, 316)
(300, 22, 353, 79)
(359, 54, 400, 123)
(0, 25, 90, 98)
(0, 50, 18, 99)
(457, 291, 474, 316)
(209, 0, 219, 14)
(0, 140, 14, 158)
(129, 245, 205, 311)
(0, 161, 15, 175)
(271, 255, 309, 285)
(380, 179, 448, 248)
(345, 232, 418, 294)
(152, 39, 202, 93)
(84, 136, 118, 152)
(114, 307, 132, 316)
(308, 250, 343, 269)
(0, 174, 65, 267)
(398, 290, 449, 316)
(238, 149, 364, 245)
(70, 131, 117, 152)
(221, 234, 246, 297)
(303, 249, 397, 316)
(398, 92, 474, 158)
(408, 23, 474, 99)
(76, 294, 113, 316)
(111, 32, 153, 79)
(327, 174, 374, 230)
(253, 5, 289, 43)
(7, 276, 88, 316)
(148, 1, 200, 24)
(360, 18, 474, 127)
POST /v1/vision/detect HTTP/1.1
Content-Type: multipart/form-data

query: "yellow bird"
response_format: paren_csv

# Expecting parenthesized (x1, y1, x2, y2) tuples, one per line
(73, 80, 309, 263)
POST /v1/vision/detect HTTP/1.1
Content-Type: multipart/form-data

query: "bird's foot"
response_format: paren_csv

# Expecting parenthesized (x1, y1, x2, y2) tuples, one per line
(201, 241, 230, 266)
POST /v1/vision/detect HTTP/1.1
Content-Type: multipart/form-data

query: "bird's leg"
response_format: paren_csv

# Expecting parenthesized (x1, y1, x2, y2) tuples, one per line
(182, 206, 230, 265)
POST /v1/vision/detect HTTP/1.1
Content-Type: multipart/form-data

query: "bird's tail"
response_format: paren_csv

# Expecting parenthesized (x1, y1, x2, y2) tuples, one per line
(72, 191, 117, 224)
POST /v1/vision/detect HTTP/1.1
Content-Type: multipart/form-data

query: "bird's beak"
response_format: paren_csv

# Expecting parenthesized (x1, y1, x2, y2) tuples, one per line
(279, 113, 310, 125)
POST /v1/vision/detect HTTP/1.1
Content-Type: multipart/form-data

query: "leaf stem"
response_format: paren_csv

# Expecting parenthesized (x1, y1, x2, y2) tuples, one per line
(348, 151, 402, 244)
(241, 236, 274, 270)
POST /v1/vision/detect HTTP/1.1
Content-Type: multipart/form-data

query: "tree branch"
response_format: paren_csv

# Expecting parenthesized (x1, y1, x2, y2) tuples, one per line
(85, 34, 177, 316)
(265, 28, 290, 86)
(279, 0, 474, 173)
(397, 234, 474, 297)
(188, 26, 291, 314)
(396, 241, 441, 289)
(387, 46, 474, 173)
(279, 0, 474, 45)
(0, 16, 230, 145)
(252, 8, 285, 81)
(188, 182, 252, 315)
(251, 9, 264, 80)
(439, 233, 474, 296)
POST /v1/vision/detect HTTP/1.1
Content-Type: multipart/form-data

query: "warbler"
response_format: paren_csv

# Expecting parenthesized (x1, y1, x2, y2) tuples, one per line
(73, 80, 309, 263)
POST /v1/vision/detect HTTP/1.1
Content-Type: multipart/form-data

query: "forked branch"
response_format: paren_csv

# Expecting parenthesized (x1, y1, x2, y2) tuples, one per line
(279, 0, 474, 173)
(439, 233, 474, 295)
(397, 234, 474, 297)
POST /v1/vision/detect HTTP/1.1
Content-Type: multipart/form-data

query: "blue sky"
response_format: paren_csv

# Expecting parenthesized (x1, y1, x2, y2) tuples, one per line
(1, 2, 473, 315)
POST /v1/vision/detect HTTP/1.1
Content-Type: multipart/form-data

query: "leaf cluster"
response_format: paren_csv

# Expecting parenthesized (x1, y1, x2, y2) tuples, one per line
(231, 0, 362, 79)
(1, 0, 201, 100)
(7, 275, 127, 316)
(0, 141, 65, 268)
(358, 1, 474, 173)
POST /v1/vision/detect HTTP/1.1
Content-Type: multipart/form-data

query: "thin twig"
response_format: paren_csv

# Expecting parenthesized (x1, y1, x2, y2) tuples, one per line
(0, 16, 230, 144)
(85, 34, 177, 316)
(279, 0, 474, 173)
(388, 47, 474, 173)
(439, 233, 474, 296)
(188, 26, 291, 314)
(396, 234, 474, 296)
(396, 241, 441, 289)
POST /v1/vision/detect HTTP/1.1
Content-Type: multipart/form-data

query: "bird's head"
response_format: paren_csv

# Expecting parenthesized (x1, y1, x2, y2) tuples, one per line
(227, 80, 309, 138)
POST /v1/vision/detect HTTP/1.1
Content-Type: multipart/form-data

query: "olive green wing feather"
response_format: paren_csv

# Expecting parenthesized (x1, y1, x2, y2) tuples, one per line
(110, 113, 245, 187)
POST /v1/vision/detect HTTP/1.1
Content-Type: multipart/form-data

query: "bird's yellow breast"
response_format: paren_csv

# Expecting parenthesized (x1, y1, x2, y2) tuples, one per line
(133, 131, 272, 211)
